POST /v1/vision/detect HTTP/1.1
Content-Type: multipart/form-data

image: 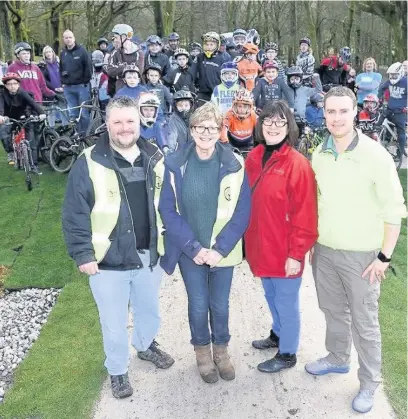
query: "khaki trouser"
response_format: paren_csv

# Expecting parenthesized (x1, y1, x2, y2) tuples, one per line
(312, 243, 381, 391)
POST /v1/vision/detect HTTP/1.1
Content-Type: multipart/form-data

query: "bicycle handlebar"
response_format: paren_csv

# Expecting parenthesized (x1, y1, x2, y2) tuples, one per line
(4, 116, 42, 126)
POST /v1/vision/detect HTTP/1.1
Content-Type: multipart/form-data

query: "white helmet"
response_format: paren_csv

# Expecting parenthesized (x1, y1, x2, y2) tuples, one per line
(112, 24, 134, 38)
(387, 62, 404, 85)
(138, 92, 160, 127)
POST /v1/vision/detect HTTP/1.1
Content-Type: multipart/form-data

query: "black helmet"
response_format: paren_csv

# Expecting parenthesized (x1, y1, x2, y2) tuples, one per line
(14, 42, 31, 56)
(310, 93, 324, 105)
(146, 35, 162, 46)
(189, 42, 202, 53)
(122, 63, 141, 77)
(173, 87, 194, 103)
(97, 37, 109, 46)
(265, 42, 278, 52)
(287, 65, 303, 88)
(168, 32, 180, 41)
(143, 63, 163, 75)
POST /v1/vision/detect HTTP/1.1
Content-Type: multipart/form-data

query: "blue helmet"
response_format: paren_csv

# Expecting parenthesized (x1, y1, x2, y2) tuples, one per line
(340, 46, 351, 63)
(168, 32, 180, 41)
(221, 61, 238, 88)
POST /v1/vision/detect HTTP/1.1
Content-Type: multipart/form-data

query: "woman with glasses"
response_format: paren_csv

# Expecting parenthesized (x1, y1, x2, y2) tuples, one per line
(159, 102, 251, 383)
(244, 100, 318, 374)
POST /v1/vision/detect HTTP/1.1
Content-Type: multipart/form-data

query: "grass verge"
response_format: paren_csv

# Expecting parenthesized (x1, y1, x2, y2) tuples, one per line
(379, 169, 407, 419)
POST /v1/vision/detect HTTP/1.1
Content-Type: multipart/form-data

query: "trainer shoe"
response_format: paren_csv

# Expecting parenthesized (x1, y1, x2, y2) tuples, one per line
(252, 329, 279, 350)
(110, 373, 133, 399)
(137, 340, 175, 369)
(30, 165, 42, 175)
(7, 152, 15, 165)
(352, 389, 375, 413)
(305, 356, 350, 375)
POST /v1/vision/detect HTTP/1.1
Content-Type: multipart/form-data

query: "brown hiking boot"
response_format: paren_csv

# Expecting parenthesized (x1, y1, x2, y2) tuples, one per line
(213, 344, 235, 381)
(194, 344, 219, 383)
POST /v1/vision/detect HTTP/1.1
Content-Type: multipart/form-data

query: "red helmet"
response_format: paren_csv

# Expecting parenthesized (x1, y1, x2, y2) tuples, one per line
(2, 72, 21, 84)
(363, 94, 379, 112)
(262, 60, 279, 71)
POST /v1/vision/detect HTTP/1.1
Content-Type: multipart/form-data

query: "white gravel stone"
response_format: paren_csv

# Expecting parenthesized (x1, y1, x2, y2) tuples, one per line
(0, 288, 61, 403)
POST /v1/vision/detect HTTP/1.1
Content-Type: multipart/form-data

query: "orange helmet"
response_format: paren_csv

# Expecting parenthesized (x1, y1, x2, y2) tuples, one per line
(232, 87, 253, 118)
(242, 43, 259, 55)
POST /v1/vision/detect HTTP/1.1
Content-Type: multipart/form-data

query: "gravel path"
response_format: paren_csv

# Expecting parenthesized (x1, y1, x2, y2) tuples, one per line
(0, 288, 60, 402)
(92, 262, 396, 419)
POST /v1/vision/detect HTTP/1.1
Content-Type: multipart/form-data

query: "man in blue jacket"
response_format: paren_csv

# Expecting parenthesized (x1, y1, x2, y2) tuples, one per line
(60, 30, 92, 133)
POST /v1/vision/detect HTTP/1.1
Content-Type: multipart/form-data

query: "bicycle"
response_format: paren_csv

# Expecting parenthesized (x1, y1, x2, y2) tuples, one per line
(378, 111, 405, 170)
(5, 116, 41, 191)
(296, 120, 327, 160)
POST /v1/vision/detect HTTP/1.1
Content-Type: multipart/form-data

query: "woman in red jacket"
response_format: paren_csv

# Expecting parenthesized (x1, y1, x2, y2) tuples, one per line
(245, 100, 318, 374)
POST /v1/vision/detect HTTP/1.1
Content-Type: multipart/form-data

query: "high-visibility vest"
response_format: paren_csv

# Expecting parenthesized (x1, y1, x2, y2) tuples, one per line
(169, 155, 245, 267)
(83, 146, 165, 263)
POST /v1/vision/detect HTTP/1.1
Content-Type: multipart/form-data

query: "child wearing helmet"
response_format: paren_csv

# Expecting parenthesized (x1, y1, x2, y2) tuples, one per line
(163, 48, 196, 93)
(296, 37, 316, 87)
(261, 43, 286, 81)
(144, 35, 171, 76)
(357, 94, 381, 141)
(90, 50, 110, 111)
(115, 64, 147, 99)
(252, 60, 294, 111)
(232, 29, 247, 55)
(220, 87, 257, 151)
(236, 43, 262, 92)
(138, 91, 169, 153)
(305, 93, 325, 129)
(378, 62, 407, 152)
(211, 62, 241, 116)
(286, 65, 322, 124)
(195, 32, 232, 103)
(143, 63, 173, 115)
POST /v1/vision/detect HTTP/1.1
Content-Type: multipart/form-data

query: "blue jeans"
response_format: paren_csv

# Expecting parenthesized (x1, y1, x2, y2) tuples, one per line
(89, 252, 163, 375)
(178, 254, 233, 345)
(262, 277, 302, 354)
(385, 108, 407, 151)
(63, 83, 91, 133)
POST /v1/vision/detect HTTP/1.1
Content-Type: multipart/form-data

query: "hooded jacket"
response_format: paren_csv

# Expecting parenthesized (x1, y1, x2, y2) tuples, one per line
(166, 111, 192, 152)
(252, 77, 294, 110)
(59, 43, 92, 85)
(195, 51, 232, 94)
(144, 52, 171, 76)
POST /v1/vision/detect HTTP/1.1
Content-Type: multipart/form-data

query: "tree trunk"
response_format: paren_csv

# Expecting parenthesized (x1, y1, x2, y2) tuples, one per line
(162, 0, 176, 34)
(345, 0, 354, 47)
(0, 2, 13, 60)
(152, 0, 163, 37)
(288, 1, 298, 65)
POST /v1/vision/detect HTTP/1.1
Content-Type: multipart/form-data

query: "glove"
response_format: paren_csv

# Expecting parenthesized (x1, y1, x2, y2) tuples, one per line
(39, 114, 47, 121)
(162, 146, 170, 156)
(0, 115, 6, 125)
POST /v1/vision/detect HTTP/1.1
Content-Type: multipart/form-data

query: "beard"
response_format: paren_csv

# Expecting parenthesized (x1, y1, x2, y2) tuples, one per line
(109, 130, 139, 149)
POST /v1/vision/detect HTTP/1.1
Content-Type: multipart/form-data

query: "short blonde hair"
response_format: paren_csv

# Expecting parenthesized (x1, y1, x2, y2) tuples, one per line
(362, 57, 377, 71)
(189, 102, 223, 129)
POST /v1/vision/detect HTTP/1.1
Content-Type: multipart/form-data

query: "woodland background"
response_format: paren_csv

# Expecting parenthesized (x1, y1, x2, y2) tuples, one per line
(0, 0, 406, 69)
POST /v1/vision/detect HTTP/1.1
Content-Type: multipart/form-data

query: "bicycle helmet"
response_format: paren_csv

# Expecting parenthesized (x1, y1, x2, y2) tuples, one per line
(340, 46, 351, 63)
(202, 32, 220, 57)
(232, 87, 254, 118)
(111, 24, 133, 38)
(287, 65, 303, 88)
(363, 94, 379, 112)
(189, 42, 202, 53)
(310, 92, 324, 105)
(146, 35, 162, 46)
(174, 48, 190, 59)
(220, 61, 239, 88)
(264, 42, 279, 53)
(138, 92, 160, 127)
(233, 29, 247, 47)
(168, 32, 180, 41)
(91, 50, 104, 67)
(387, 62, 404, 85)
(173, 87, 195, 104)
(242, 43, 259, 56)
(122, 63, 141, 77)
(143, 63, 162, 76)
(97, 37, 109, 46)
(262, 60, 279, 71)
(2, 72, 21, 84)
(246, 29, 260, 46)
(14, 42, 31, 56)
(299, 37, 311, 46)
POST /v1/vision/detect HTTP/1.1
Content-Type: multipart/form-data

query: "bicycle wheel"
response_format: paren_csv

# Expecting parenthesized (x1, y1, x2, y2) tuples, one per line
(49, 136, 77, 173)
(380, 128, 403, 170)
(87, 115, 104, 136)
(41, 127, 60, 165)
(297, 136, 311, 160)
(21, 142, 33, 191)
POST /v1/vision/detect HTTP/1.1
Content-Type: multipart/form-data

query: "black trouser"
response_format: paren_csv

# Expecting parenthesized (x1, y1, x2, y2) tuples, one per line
(196, 92, 212, 107)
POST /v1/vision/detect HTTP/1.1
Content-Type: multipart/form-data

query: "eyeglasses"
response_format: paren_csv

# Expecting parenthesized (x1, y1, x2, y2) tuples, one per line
(263, 119, 288, 127)
(192, 125, 219, 134)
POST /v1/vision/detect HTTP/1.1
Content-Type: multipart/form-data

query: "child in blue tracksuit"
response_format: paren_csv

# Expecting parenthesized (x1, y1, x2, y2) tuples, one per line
(114, 64, 147, 99)
(378, 65, 407, 153)
(305, 93, 325, 129)
(144, 64, 173, 114)
(138, 91, 169, 154)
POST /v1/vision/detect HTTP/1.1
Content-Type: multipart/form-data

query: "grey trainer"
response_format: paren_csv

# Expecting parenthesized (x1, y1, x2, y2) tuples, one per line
(110, 373, 133, 399)
(137, 340, 175, 369)
(352, 389, 375, 413)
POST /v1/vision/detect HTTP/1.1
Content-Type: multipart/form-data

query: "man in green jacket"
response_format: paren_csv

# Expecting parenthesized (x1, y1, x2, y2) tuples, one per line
(306, 86, 406, 414)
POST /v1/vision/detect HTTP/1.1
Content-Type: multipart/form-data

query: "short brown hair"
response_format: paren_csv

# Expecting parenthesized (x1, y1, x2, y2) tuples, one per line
(362, 57, 377, 71)
(255, 100, 299, 147)
(189, 102, 223, 129)
(324, 86, 357, 109)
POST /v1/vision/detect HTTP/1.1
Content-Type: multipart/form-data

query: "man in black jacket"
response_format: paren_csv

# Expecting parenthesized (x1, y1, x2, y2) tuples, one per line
(62, 96, 174, 400)
(60, 30, 92, 133)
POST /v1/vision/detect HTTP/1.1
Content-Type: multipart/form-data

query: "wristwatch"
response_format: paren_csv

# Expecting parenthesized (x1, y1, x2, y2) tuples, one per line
(377, 251, 392, 263)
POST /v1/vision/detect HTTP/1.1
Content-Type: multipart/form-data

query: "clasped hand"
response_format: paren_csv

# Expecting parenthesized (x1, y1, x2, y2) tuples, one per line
(193, 248, 223, 268)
